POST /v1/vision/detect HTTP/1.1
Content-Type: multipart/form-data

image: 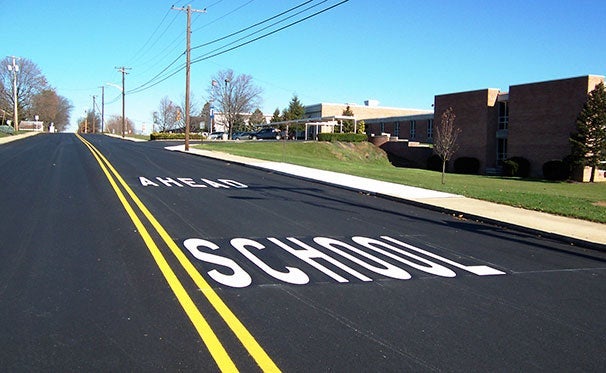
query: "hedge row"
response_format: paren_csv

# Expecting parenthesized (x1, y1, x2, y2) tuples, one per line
(317, 133, 368, 142)
(453, 157, 480, 174)
(542, 160, 570, 181)
(149, 132, 206, 140)
(426, 153, 572, 180)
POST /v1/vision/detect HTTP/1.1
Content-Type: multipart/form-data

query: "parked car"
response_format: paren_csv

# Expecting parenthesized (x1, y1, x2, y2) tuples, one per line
(208, 131, 226, 140)
(232, 131, 254, 140)
(252, 128, 283, 140)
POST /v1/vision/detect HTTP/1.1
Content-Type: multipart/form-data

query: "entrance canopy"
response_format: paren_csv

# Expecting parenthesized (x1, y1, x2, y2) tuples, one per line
(262, 115, 356, 140)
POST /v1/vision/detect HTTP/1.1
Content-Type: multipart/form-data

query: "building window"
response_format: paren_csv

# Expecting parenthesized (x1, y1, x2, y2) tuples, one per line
(497, 138, 508, 163)
(427, 119, 433, 139)
(394, 121, 400, 137)
(410, 120, 416, 139)
(498, 101, 509, 130)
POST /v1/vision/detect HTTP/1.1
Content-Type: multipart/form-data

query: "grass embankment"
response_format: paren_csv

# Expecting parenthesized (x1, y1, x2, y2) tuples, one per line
(195, 141, 606, 223)
(0, 130, 27, 138)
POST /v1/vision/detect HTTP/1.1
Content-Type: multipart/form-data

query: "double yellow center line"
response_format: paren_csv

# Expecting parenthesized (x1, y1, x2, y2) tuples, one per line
(76, 134, 279, 372)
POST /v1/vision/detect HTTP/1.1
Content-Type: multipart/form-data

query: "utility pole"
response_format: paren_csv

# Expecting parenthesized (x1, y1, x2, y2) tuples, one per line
(99, 86, 105, 133)
(7, 56, 20, 131)
(92, 95, 96, 134)
(115, 66, 131, 138)
(172, 4, 206, 151)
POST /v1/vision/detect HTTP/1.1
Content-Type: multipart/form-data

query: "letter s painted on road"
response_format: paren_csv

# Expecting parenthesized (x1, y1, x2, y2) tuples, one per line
(183, 238, 252, 288)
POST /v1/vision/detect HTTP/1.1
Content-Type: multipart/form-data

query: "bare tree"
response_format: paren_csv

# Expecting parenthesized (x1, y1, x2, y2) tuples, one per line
(208, 69, 262, 139)
(154, 96, 180, 132)
(434, 107, 461, 184)
(0, 57, 48, 124)
(103, 114, 134, 135)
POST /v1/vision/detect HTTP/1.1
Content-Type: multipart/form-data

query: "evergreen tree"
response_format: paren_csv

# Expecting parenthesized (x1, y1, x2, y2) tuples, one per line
(270, 108, 282, 123)
(283, 95, 305, 121)
(280, 95, 306, 135)
(571, 82, 606, 182)
(249, 108, 266, 126)
(232, 113, 247, 132)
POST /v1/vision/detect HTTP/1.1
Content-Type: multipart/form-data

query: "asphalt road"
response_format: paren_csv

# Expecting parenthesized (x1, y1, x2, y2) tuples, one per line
(1, 133, 605, 372)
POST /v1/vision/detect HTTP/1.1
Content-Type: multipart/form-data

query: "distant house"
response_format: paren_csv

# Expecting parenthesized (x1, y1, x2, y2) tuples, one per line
(19, 120, 44, 132)
(206, 111, 272, 133)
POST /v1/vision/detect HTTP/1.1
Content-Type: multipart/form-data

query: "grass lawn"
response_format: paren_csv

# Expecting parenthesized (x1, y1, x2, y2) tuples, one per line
(195, 140, 606, 223)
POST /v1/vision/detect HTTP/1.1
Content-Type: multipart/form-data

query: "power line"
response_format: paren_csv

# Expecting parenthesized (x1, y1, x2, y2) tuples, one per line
(127, 13, 185, 77)
(191, 0, 349, 65)
(127, 52, 185, 94)
(128, 0, 315, 93)
(192, 0, 255, 32)
(191, 0, 315, 51)
(127, 6, 175, 65)
(126, 0, 349, 96)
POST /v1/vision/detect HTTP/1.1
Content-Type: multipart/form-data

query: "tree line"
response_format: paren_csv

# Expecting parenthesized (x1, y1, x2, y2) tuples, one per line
(0, 57, 72, 132)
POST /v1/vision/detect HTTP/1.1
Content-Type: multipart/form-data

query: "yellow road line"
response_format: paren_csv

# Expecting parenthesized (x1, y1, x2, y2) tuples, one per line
(77, 134, 280, 372)
(76, 134, 238, 372)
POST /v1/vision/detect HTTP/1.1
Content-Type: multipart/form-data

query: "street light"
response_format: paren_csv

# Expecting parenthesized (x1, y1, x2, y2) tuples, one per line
(106, 82, 122, 92)
(224, 79, 231, 139)
(7, 57, 19, 131)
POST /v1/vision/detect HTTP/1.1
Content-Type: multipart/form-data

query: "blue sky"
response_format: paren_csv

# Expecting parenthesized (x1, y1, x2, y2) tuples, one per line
(3, 0, 606, 132)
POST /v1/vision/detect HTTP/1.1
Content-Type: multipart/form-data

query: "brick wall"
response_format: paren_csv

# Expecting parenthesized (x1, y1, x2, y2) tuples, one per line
(508, 75, 604, 176)
(434, 88, 500, 172)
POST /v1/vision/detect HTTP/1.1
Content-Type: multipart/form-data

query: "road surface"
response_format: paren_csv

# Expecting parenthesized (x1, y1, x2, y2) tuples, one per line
(1, 133, 605, 371)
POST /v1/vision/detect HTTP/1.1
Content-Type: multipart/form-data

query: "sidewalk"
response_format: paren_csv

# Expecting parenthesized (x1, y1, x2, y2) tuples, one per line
(0, 131, 40, 144)
(166, 145, 606, 249)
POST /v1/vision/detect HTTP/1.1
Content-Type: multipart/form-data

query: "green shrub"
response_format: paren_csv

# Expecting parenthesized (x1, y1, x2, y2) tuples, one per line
(503, 156, 531, 177)
(0, 125, 15, 135)
(317, 133, 368, 142)
(502, 159, 518, 176)
(543, 160, 570, 181)
(454, 157, 480, 174)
